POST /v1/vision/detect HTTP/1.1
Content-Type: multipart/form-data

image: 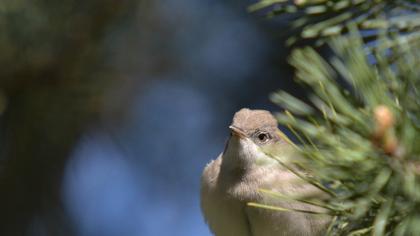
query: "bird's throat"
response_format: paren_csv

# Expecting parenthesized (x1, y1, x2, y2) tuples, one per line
(220, 137, 255, 175)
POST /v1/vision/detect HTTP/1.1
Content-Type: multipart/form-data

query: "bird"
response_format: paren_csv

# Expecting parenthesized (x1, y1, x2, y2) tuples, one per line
(200, 108, 330, 236)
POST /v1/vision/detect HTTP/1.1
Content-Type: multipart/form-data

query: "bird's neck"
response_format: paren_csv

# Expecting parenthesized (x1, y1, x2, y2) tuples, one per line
(221, 137, 247, 166)
(219, 137, 257, 187)
(220, 150, 246, 180)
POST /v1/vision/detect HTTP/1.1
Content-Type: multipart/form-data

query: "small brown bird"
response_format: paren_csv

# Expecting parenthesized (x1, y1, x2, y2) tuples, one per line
(201, 108, 329, 236)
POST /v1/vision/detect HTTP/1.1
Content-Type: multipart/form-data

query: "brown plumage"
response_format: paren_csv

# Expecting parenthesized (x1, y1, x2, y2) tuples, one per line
(201, 108, 330, 236)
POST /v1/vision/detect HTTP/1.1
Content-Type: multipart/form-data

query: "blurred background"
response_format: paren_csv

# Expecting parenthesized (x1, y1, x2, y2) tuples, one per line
(0, 0, 302, 235)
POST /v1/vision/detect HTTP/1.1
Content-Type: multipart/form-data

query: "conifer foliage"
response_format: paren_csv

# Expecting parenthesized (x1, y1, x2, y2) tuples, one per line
(251, 0, 420, 235)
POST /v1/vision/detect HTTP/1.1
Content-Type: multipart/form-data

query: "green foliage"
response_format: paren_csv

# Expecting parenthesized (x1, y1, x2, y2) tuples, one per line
(250, 0, 420, 47)
(277, 34, 419, 235)
(251, 0, 420, 235)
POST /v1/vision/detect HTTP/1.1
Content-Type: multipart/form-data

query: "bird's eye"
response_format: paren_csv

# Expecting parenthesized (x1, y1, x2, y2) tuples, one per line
(257, 132, 270, 143)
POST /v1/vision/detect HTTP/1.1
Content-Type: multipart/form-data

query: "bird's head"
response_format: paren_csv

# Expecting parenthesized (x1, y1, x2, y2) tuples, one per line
(222, 108, 291, 172)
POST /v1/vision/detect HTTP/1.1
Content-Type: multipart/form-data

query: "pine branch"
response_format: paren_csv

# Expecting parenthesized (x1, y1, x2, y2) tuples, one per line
(250, 0, 420, 48)
(271, 33, 420, 235)
(251, 1, 420, 234)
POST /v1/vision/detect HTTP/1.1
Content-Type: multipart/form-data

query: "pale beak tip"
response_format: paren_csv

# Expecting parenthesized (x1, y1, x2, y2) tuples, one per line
(229, 125, 246, 138)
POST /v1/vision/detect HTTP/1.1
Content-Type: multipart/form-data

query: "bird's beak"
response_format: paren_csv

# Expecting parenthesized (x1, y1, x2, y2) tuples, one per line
(229, 125, 246, 139)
